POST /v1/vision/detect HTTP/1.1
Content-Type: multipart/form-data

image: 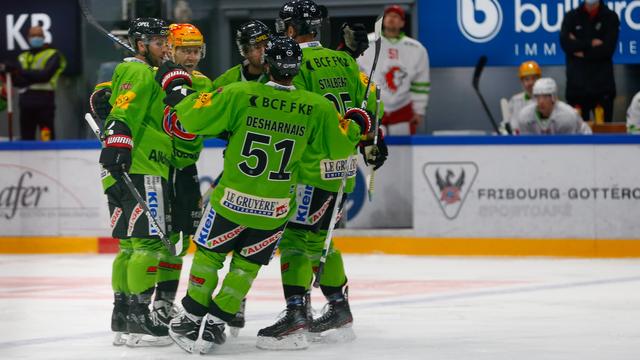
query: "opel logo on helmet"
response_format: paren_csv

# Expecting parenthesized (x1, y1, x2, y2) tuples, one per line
(286, 49, 293, 56)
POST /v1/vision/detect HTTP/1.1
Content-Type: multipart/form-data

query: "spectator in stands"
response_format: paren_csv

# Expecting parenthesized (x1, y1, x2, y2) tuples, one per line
(501, 60, 541, 134)
(560, 0, 619, 123)
(357, 4, 430, 135)
(0, 26, 66, 140)
(512, 77, 592, 135)
(626, 91, 640, 134)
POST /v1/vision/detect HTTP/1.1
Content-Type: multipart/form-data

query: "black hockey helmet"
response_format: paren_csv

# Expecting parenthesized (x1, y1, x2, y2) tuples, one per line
(264, 36, 302, 81)
(235, 20, 272, 57)
(276, 0, 323, 36)
(128, 17, 169, 50)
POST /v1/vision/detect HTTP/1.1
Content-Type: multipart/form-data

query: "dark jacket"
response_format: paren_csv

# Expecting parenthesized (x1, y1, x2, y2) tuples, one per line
(560, 1, 619, 98)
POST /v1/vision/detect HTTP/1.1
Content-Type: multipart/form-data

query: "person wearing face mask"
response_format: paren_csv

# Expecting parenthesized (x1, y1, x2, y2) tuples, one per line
(560, 0, 619, 123)
(0, 26, 66, 140)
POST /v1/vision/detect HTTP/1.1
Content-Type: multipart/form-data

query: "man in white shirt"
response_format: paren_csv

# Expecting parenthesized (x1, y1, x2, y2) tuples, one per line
(502, 60, 541, 132)
(358, 4, 430, 135)
(626, 91, 640, 134)
(513, 77, 592, 135)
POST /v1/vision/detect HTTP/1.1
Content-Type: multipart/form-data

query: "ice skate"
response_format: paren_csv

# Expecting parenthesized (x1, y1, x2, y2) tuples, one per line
(111, 293, 129, 346)
(125, 295, 172, 347)
(198, 314, 227, 354)
(168, 308, 202, 353)
(256, 295, 309, 350)
(309, 287, 355, 343)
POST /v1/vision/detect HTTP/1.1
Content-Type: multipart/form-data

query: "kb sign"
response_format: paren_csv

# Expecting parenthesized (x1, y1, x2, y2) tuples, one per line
(0, 0, 81, 74)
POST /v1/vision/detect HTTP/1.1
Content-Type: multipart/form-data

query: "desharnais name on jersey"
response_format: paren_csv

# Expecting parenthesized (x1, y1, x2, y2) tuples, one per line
(172, 80, 362, 230)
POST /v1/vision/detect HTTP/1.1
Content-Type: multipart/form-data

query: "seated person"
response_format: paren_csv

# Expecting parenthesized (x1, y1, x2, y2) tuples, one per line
(626, 91, 640, 134)
(502, 60, 542, 132)
(512, 77, 592, 135)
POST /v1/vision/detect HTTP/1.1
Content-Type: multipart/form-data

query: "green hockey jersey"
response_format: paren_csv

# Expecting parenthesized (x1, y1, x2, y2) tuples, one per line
(173, 81, 362, 230)
(101, 58, 172, 190)
(292, 42, 380, 193)
(169, 70, 212, 169)
(211, 62, 269, 88)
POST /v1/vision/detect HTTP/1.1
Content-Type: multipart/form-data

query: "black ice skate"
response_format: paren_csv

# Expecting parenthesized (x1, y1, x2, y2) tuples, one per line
(168, 308, 202, 353)
(125, 295, 172, 347)
(256, 295, 309, 350)
(111, 292, 129, 346)
(227, 297, 246, 337)
(199, 314, 227, 354)
(308, 287, 356, 343)
(151, 299, 178, 328)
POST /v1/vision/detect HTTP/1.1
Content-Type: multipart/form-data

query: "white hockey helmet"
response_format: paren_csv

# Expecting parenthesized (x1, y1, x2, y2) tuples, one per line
(532, 77, 557, 96)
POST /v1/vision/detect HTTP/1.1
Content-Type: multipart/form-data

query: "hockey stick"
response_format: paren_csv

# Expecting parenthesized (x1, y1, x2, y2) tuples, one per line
(84, 113, 178, 256)
(78, 0, 136, 55)
(472, 56, 503, 135)
(366, 85, 381, 202)
(6, 72, 13, 141)
(313, 16, 384, 288)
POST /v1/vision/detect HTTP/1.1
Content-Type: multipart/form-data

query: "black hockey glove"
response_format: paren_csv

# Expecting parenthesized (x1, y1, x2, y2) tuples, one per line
(99, 120, 133, 179)
(336, 23, 369, 59)
(344, 107, 372, 136)
(89, 87, 112, 121)
(155, 61, 195, 107)
(155, 60, 192, 91)
(359, 128, 388, 170)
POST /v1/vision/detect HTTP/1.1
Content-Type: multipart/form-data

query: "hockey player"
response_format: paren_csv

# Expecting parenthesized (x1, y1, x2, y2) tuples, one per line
(151, 23, 212, 329)
(257, 0, 388, 350)
(512, 77, 592, 135)
(627, 91, 640, 134)
(208, 19, 273, 337)
(358, 4, 430, 135)
(154, 36, 370, 354)
(212, 20, 271, 87)
(97, 18, 174, 347)
(503, 61, 542, 132)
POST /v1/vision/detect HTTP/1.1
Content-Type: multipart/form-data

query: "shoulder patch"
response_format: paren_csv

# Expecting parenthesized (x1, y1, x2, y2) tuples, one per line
(193, 92, 213, 109)
(114, 91, 136, 109)
(359, 72, 376, 93)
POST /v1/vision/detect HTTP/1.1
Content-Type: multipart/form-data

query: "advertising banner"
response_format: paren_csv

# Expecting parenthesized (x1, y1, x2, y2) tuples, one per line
(0, 150, 106, 236)
(0, 145, 406, 237)
(419, 0, 640, 66)
(414, 144, 640, 238)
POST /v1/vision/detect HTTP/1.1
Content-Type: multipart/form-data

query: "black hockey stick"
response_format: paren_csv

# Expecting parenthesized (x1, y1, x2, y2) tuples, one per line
(472, 56, 503, 135)
(84, 113, 178, 256)
(313, 16, 384, 288)
(78, 0, 136, 55)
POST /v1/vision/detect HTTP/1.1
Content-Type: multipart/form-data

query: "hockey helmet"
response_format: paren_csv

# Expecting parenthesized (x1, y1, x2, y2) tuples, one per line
(168, 23, 205, 58)
(519, 60, 542, 78)
(236, 20, 271, 57)
(128, 18, 169, 49)
(532, 77, 557, 96)
(264, 36, 302, 81)
(276, 0, 323, 36)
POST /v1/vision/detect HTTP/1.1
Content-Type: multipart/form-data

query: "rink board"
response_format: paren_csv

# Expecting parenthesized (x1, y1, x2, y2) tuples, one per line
(0, 136, 639, 256)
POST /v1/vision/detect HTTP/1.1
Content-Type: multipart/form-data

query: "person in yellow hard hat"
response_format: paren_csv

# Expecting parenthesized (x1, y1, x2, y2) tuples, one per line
(503, 60, 542, 132)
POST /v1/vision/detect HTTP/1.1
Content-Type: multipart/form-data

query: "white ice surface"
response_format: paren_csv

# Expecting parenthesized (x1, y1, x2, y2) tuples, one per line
(0, 254, 639, 359)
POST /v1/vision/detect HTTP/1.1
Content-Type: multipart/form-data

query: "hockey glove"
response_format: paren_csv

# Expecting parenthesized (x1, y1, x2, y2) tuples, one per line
(344, 108, 372, 136)
(336, 23, 369, 59)
(359, 128, 388, 170)
(155, 60, 192, 91)
(89, 87, 112, 121)
(99, 121, 133, 179)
